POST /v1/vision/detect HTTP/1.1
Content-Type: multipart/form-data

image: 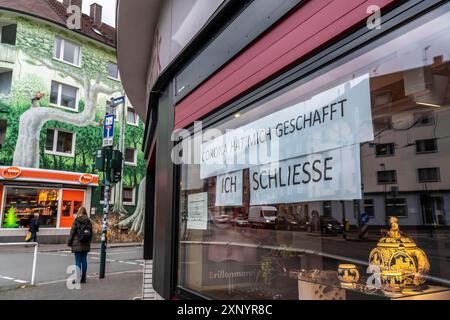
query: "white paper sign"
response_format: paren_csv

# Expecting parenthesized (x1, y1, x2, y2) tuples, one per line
(187, 192, 208, 230)
(250, 144, 361, 205)
(200, 74, 373, 179)
(215, 171, 243, 206)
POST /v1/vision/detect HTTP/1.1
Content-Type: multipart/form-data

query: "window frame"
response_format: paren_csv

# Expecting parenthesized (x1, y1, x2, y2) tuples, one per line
(363, 199, 375, 218)
(49, 80, 80, 112)
(417, 167, 441, 183)
(375, 143, 395, 157)
(108, 61, 121, 81)
(415, 138, 438, 154)
(53, 37, 82, 67)
(126, 107, 139, 126)
(377, 170, 397, 185)
(124, 147, 137, 166)
(385, 198, 408, 218)
(123, 186, 136, 206)
(44, 128, 76, 158)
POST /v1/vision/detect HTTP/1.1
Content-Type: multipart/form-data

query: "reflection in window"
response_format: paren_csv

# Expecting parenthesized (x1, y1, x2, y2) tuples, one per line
(176, 5, 450, 300)
(416, 138, 438, 153)
(418, 167, 440, 182)
(377, 170, 397, 184)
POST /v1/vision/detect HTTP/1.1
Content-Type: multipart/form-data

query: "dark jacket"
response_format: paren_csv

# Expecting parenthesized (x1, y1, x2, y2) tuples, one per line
(29, 217, 40, 233)
(68, 215, 92, 253)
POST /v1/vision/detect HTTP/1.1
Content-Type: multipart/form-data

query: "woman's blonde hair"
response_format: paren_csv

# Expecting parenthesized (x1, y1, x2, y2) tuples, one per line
(77, 207, 88, 216)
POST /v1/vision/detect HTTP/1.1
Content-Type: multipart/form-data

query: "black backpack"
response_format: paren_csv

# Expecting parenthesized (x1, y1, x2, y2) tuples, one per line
(77, 220, 92, 243)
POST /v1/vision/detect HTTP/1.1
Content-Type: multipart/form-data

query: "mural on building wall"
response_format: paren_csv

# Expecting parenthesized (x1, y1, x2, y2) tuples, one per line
(0, 15, 146, 234)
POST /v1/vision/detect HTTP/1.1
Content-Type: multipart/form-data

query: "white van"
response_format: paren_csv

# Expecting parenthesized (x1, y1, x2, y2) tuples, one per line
(248, 206, 277, 227)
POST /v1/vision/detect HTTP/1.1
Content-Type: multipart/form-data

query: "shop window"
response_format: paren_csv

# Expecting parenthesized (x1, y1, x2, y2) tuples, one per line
(2, 188, 59, 229)
(50, 81, 79, 111)
(175, 5, 450, 300)
(54, 37, 81, 66)
(385, 198, 407, 217)
(375, 143, 395, 156)
(123, 187, 135, 205)
(377, 170, 397, 184)
(124, 147, 137, 166)
(363, 199, 375, 218)
(45, 128, 75, 157)
(416, 139, 438, 154)
(108, 62, 120, 80)
(127, 107, 138, 126)
(418, 168, 440, 183)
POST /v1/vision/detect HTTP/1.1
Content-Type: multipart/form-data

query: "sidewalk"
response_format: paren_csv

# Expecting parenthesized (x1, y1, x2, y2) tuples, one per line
(0, 270, 143, 300)
(37, 242, 143, 252)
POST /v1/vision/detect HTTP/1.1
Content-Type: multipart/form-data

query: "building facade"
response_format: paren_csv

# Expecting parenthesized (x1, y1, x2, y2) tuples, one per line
(0, 0, 145, 242)
(117, 0, 450, 300)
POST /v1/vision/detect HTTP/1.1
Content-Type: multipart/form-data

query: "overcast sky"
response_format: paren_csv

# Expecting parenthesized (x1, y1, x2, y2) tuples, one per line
(59, 0, 117, 27)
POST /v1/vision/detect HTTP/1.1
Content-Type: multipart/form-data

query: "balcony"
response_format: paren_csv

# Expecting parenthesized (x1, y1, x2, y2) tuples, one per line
(0, 43, 17, 64)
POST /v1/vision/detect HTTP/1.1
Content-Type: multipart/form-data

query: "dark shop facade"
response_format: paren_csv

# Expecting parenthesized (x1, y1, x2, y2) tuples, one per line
(117, 0, 450, 300)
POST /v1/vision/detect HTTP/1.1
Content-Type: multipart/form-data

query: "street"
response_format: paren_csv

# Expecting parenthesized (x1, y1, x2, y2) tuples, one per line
(0, 245, 144, 300)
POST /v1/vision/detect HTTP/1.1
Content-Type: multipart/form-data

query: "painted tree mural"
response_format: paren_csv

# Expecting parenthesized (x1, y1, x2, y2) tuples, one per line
(0, 16, 147, 235)
(12, 20, 120, 168)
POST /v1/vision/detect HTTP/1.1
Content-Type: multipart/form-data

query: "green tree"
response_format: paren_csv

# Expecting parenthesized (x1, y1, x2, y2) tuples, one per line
(3, 207, 19, 228)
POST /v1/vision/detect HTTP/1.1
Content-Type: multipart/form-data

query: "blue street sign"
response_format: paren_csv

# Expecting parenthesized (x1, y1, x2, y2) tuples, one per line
(103, 114, 115, 147)
(360, 212, 369, 225)
(113, 96, 125, 106)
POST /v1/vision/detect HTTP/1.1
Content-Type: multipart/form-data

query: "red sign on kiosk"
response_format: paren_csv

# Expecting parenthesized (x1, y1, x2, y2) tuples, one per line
(1, 166, 22, 179)
(79, 174, 94, 185)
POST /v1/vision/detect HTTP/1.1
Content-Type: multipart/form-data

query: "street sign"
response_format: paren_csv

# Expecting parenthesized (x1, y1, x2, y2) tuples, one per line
(360, 212, 370, 225)
(112, 96, 125, 106)
(103, 114, 115, 147)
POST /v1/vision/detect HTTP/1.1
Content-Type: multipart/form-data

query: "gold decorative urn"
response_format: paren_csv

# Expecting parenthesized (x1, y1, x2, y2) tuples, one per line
(369, 217, 430, 288)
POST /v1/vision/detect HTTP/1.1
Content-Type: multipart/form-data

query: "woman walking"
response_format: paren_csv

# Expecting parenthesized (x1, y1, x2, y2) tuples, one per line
(68, 207, 93, 284)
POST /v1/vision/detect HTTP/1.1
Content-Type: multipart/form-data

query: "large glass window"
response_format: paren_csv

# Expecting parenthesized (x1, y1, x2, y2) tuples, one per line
(177, 5, 450, 300)
(2, 188, 59, 229)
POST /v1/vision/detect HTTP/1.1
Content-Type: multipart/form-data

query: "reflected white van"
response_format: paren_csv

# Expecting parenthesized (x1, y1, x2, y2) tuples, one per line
(248, 206, 277, 227)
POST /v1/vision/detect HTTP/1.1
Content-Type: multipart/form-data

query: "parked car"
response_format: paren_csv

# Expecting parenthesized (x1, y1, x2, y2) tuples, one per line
(248, 206, 277, 228)
(276, 213, 306, 230)
(319, 216, 344, 234)
(231, 214, 250, 227)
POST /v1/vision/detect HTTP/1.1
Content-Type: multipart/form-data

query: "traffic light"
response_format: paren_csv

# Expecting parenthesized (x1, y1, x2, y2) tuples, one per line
(95, 149, 106, 172)
(110, 150, 123, 183)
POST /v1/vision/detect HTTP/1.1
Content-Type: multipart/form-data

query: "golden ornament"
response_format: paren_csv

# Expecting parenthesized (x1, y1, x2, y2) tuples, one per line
(369, 217, 430, 287)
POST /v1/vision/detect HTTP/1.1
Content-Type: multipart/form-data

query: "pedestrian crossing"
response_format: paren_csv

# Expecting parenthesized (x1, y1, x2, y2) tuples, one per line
(142, 260, 155, 300)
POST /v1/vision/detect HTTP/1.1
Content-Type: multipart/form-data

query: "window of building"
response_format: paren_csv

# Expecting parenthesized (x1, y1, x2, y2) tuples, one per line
(124, 147, 137, 166)
(375, 143, 395, 156)
(54, 37, 81, 66)
(363, 199, 375, 218)
(123, 187, 135, 205)
(323, 201, 332, 217)
(45, 129, 75, 157)
(108, 62, 120, 80)
(416, 139, 438, 154)
(127, 107, 139, 126)
(418, 168, 440, 183)
(1, 188, 59, 229)
(0, 69, 12, 97)
(385, 198, 408, 217)
(414, 111, 435, 126)
(377, 170, 397, 184)
(0, 23, 17, 45)
(50, 81, 79, 111)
